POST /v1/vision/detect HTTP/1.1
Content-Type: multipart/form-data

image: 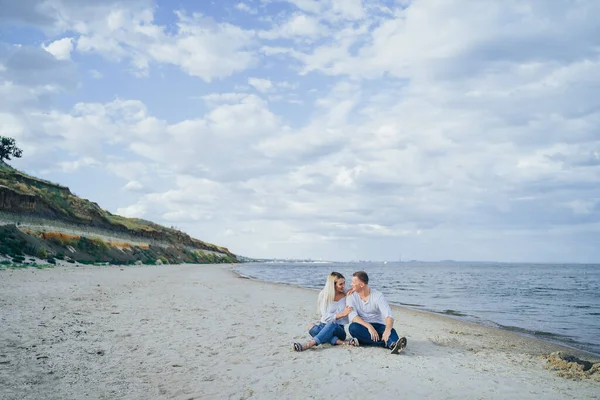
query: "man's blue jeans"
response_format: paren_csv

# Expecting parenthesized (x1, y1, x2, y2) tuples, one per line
(349, 322, 399, 348)
(309, 323, 347, 345)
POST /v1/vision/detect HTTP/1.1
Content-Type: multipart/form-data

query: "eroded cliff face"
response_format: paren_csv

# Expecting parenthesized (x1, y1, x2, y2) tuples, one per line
(0, 183, 114, 227)
(0, 167, 236, 259)
(0, 186, 38, 212)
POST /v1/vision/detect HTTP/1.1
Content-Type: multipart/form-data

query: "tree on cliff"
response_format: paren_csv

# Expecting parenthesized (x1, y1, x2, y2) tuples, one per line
(0, 136, 23, 163)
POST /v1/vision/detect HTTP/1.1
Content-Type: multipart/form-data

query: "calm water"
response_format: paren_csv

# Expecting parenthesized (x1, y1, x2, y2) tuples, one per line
(235, 261, 600, 356)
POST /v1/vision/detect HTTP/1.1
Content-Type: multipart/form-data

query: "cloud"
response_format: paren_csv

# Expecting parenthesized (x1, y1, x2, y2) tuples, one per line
(42, 37, 74, 60)
(199, 92, 250, 103)
(330, 0, 365, 21)
(259, 13, 324, 40)
(89, 69, 103, 79)
(140, 12, 257, 81)
(116, 202, 147, 218)
(278, 0, 322, 14)
(0, 0, 62, 28)
(2, 1, 258, 81)
(287, 1, 600, 79)
(123, 180, 144, 191)
(247, 77, 273, 92)
(235, 2, 257, 14)
(0, 44, 78, 91)
(58, 157, 99, 172)
(106, 161, 149, 181)
(7, 93, 283, 180)
(0, 0, 152, 34)
(257, 81, 360, 159)
(3, 0, 600, 261)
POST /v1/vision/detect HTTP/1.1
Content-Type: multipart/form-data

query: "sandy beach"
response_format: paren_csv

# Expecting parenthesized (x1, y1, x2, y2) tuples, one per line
(1, 264, 598, 400)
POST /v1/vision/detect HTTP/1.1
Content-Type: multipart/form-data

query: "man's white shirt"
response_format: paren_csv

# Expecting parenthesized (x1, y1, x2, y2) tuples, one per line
(347, 289, 394, 325)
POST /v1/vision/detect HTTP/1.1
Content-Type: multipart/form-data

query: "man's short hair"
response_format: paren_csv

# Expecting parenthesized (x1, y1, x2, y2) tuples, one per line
(353, 270, 369, 284)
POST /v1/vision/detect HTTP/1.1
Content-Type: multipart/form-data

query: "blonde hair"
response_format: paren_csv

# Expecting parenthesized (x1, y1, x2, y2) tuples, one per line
(317, 272, 344, 316)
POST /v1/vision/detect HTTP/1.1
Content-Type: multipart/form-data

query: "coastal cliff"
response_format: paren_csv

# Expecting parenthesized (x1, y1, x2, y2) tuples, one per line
(0, 163, 237, 265)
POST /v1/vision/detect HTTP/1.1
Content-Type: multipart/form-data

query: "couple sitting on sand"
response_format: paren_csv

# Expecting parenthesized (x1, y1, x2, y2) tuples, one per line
(293, 270, 407, 354)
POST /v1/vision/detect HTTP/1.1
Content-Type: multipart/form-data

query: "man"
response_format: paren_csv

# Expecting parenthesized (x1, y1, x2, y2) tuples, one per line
(346, 271, 407, 354)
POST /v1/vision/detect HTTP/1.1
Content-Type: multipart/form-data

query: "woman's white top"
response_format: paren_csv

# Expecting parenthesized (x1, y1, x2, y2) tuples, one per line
(320, 297, 349, 325)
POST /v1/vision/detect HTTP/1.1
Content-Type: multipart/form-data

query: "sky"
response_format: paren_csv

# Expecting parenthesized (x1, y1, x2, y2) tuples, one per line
(1, 0, 599, 263)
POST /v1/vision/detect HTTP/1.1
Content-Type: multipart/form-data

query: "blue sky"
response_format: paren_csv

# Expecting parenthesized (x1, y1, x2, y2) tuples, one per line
(1, 0, 600, 262)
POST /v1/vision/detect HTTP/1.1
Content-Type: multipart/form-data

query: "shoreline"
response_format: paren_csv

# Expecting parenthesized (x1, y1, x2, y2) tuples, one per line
(232, 266, 600, 361)
(1, 263, 598, 399)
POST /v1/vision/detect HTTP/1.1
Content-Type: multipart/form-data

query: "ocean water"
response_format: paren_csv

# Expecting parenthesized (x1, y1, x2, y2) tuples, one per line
(235, 261, 600, 356)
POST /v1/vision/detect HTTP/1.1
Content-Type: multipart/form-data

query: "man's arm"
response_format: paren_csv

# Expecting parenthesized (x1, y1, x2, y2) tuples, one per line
(378, 293, 395, 344)
(382, 316, 394, 343)
(351, 315, 380, 342)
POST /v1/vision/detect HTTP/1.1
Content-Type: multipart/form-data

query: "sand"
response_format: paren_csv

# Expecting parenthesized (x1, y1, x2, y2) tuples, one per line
(1, 264, 598, 400)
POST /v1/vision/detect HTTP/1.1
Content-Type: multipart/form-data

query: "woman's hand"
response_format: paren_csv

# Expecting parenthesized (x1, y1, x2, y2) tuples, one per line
(341, 306, 353, 317)
(345, 287, 355, 296)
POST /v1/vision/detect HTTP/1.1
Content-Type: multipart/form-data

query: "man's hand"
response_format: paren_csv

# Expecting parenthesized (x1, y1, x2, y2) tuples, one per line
(367, 325, 379, 342)
(382, 328, 392, 344)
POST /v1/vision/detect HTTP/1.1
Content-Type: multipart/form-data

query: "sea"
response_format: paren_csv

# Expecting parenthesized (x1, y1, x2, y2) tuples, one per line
(235, 261, 600, 356)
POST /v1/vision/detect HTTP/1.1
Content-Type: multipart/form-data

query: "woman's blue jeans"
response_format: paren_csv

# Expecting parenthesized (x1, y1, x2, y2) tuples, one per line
(309, 322, 347, 345)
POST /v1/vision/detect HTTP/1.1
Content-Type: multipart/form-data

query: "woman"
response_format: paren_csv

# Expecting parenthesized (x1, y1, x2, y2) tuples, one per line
(293, 272, 359, 351)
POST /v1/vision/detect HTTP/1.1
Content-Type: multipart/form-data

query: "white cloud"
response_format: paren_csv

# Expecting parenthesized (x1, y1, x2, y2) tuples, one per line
(257, 81, 360, 158)
(235, 2, 257, 14)
(277, 81, 298, 90)
(42, 37, 74, 60)
(116, 202, 147, 218)
(123, 180, 144, 191)
(106, 161, 149, 181)
(247, 77, 273, 92)
(330, 0, 365, 20)
(19, 5, 259, 81)
(58, 157, 99, 172)
(200, 92, 250, 103)
(89, 69, 103, 79)
(0, 112, 24, 137)
(142, 12, 256, 81)
(288, 1, 600, 80)
(3, 0, 600, 262)
(259, 13, 323, 40)
(280, 0, 323, 14)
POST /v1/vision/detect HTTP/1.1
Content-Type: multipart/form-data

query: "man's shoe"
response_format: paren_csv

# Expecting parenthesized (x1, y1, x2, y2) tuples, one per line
(390, 337, 407, 354)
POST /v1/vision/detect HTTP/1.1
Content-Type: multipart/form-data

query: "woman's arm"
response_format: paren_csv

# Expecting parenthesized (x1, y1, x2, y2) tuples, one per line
(321, 302, 338, 323)
(323, 301, 353, 322)
(335, 306, 353, 320)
